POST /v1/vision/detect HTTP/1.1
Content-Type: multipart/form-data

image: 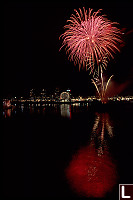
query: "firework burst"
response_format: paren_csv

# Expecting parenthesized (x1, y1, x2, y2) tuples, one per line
(60, 7, 123, 72)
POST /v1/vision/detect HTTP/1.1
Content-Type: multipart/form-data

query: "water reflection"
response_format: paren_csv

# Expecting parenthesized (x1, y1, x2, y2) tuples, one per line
(29, 105, 34, 114)
(92, 112, 113, 155)
(66, 112, 117, 198)
(3, 103, 72, 118)
(3, 109, 12, 118)
(66, 143, 117, 198)
(21, 104, 24, 112)
(60, 104, 71, 119)
(93, 112, 113, 138)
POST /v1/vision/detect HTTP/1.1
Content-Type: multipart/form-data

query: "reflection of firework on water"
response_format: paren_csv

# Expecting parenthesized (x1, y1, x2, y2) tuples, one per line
(66, 144, 117, 198)
(92, 112, 113, 137)
(92, 112, 113, 155)
(60, 7, 123, 71)
(66, 112, 116, 198)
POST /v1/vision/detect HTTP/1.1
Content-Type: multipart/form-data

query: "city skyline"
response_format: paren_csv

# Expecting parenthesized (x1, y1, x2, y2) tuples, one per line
(3, 86, 133, 103)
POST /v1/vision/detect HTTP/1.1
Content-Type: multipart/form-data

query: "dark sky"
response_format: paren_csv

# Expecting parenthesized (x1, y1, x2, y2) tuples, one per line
(4, 0, 133, 97)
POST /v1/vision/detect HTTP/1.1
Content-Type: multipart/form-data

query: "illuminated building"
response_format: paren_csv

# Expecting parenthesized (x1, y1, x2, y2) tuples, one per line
(30, 88, 36, 101)
(40, 89, 47, 101)
(54, 88, 60, 101)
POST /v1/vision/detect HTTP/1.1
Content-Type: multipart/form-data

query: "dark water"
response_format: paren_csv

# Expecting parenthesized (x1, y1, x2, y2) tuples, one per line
(3, 102, 133, 199)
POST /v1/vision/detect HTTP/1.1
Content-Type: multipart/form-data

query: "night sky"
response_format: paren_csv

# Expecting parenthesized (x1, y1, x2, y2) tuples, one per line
(4, 1, 133, 97)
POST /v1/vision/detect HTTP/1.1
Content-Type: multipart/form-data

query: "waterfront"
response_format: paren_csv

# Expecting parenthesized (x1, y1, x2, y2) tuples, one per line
(4, 1, 133, 198)
(3, 102, 133, 198)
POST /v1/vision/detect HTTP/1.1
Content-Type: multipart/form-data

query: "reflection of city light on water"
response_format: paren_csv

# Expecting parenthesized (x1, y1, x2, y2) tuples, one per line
(3, 109, 12, 118)
(60, 104, 71, 119)
(29, 105, 34, 114)
(21, 104, 24, 112)
(66, 113, 117, 198)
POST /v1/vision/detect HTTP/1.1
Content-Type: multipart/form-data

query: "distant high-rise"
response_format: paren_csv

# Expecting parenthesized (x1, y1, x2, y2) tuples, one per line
(30, 89, 35, 101)
(54, 88, 60, 101)
(41, 89, 47, 100)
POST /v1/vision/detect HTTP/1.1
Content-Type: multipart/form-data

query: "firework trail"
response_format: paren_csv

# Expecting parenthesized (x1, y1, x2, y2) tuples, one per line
(60, 8, 123, 72)
(91, 70, 114, 103)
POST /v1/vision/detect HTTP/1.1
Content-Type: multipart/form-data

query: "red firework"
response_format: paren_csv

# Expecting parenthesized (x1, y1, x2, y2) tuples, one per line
(60, 8, 123, 72)
(66, 145, 117, 198)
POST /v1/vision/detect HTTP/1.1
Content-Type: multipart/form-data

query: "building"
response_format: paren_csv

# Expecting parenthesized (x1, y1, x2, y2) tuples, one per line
(40, 89, 47, 101)
(54, 88, 60, 101)
(30, 89, 36, 101)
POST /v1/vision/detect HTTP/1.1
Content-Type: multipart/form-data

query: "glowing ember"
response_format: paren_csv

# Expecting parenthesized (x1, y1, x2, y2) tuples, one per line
(66, 145, 117, 198)
(60, 7, 123, 72)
